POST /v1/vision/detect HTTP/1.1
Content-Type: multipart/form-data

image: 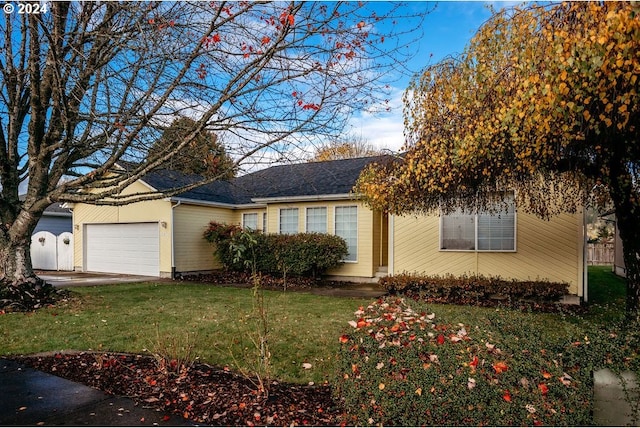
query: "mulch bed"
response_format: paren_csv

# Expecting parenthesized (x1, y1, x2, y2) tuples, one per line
(14, 352, 350, 426)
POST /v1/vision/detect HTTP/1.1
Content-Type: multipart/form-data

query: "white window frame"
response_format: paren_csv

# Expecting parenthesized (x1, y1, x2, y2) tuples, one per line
(279, 208, 299, 235)
(305, 207, 327, 233)
(439, 196, 516, 252)
(334, 205, 358, 262)
(242, 213, 258, 230)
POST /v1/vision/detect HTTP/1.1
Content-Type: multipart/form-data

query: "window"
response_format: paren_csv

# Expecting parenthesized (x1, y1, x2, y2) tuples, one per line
(279, 208, 298, 234)
(335, 206, 357, 261)
(262, 212, 267, 233)
(440, 197, 515, 251)
(306, 207, 327, 233)
(243, 213, 258, 230)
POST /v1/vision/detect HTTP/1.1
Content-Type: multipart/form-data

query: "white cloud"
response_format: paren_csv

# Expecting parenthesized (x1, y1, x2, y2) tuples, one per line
(346, 86, 406, 152)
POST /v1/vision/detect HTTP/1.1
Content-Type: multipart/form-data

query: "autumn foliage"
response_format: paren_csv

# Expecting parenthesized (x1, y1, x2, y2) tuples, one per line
(355, 2, 640, 317)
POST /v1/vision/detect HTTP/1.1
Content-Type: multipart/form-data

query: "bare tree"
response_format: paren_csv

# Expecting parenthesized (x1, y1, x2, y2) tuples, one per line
(309, 134, 382, 161)
(0, 1, 426, 306)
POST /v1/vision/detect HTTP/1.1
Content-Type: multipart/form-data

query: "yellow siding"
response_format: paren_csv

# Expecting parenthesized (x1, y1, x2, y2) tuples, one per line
(173, 204, 237, 271)
(72, 180, 173, 276)
(392, 210, 585, 296)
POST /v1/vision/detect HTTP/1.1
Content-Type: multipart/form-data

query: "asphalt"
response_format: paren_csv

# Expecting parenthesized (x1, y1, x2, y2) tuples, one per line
(0, 358, 191, 426)
(2, 272, 385, 426)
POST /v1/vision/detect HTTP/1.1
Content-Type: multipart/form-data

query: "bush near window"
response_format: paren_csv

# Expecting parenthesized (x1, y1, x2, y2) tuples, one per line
(333, 297, 599, 426)
(202, 221, 348, 277)
(379, 273, 569, 307)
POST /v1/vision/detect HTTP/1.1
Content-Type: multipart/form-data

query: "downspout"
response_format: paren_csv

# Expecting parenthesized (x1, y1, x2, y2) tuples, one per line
(388, 214, 394, 275)
(171, 200, 181, 279)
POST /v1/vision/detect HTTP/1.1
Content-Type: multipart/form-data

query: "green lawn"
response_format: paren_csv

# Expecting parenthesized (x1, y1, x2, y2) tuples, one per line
(0, 268, 627, 384)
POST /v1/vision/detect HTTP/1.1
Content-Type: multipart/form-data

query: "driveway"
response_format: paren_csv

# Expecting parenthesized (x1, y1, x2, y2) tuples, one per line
(35, 271, 162, 287)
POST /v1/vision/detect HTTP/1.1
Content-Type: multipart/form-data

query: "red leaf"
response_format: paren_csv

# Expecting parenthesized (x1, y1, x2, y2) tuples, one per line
(470, 355, 479, 369)
(493, 361, 508, 374)
(212, 33, 221, 43)
(339, 335, 349, 343)
(437, 334, 445, 345)
(538, 383, 549, 395)
(162, 415, 171, 422)
(503, 391, 512, 402)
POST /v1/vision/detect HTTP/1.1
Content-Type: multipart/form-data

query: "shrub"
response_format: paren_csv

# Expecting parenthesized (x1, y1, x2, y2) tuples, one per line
(379, 273, 569, 306)
(333, 297, 595, 426)
(202, 222, 244, 270)
(203, 221, 348, 278)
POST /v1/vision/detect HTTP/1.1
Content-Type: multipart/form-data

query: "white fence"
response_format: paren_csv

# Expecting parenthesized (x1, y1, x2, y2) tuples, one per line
(31, 231, 74, 271)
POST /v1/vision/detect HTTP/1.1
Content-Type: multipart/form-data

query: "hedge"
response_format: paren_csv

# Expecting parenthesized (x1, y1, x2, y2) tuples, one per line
(202, 221, 348, 278)
(379, 273, 569, 306)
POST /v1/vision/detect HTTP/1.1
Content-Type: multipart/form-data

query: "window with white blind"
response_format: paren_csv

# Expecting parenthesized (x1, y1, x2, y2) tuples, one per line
(335, 206, 358, 261)
(243, 213, 258, 230)
(279, 208, 299, 234)
(306, 207, 327, 233)
(440, 196, 515, 251)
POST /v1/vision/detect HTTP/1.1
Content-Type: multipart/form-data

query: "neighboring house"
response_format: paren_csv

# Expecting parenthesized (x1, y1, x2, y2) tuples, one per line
(34, 202, 73, 235)
(69, 156, 587, 300)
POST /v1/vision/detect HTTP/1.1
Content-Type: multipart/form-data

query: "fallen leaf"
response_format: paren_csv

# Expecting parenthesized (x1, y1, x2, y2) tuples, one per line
(378, 383, 385, 390)
(415, 387, 422, 396)
(467, 378, 476, 390)
(493, 361, 508, 374)
(302, 363, 312, 369)
(538, 383, 549, 395)
(339, 335, 349, 343)
(503, 391, 512, 402)
(18, 406, 27, 411)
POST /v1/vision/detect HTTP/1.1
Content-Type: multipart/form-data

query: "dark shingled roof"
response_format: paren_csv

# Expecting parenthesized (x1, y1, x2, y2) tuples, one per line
(139, 155, 386, 206)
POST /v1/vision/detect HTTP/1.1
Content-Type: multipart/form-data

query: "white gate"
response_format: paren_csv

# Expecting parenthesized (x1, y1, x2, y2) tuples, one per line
(56, 232, 74, 271)
(31, 231, 74, 271)
(31, 231, 57, 270)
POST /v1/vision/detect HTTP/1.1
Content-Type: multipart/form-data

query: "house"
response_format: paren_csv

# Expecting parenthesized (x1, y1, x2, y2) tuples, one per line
(34, 202, 73, 235)
(69, 156, 587, 300)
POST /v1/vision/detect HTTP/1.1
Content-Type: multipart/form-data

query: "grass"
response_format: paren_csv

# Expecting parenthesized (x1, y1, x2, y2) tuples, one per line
(583, 265, 627, 325)
(0, 267, 628, 384)
(0, 283, 374, 384)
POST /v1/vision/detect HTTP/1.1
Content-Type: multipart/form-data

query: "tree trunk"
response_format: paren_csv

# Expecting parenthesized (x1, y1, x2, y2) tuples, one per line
(0, 220, 55, 311)
(608, 163, 640, 322)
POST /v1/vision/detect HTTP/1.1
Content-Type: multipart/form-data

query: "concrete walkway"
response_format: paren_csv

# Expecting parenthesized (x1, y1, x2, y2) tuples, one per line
(36, 271, 162, 287)
(0, 358, 190, 426)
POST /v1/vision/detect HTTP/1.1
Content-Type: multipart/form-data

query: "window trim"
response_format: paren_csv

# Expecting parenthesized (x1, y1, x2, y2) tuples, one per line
(278, 207, 299, 235)
(439, 200, 517, 253)
(334, 205, 358, 263)
(305, 206, 328, 233)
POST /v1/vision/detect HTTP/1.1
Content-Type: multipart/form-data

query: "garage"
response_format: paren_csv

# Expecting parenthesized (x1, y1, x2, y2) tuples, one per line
(85, 223, 160, 276)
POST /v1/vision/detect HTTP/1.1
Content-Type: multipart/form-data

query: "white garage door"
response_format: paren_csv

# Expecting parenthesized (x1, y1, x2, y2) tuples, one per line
(85, 223, 160, 276)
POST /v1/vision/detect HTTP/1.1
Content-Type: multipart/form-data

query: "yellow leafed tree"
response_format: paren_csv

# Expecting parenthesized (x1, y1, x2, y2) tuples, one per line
(356, 2, 640, 318)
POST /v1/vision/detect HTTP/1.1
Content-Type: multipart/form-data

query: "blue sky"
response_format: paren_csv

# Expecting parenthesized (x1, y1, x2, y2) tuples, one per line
(349, 1, 517, 152)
